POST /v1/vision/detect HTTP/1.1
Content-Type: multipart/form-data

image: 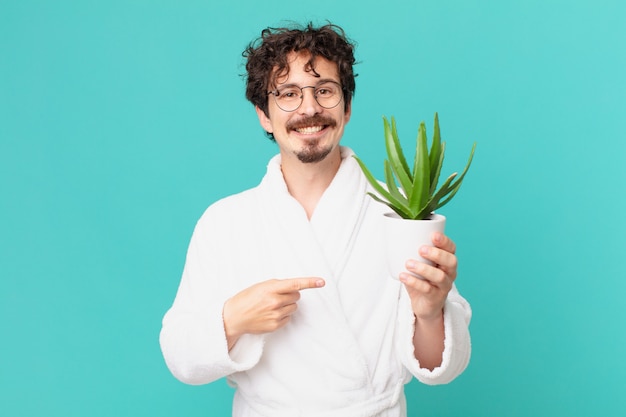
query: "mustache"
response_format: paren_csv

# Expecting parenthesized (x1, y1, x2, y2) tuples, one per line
(286, 115, 337, 131)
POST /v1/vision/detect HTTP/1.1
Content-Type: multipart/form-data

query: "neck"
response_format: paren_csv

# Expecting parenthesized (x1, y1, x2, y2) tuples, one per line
(280, 147, 342, 219)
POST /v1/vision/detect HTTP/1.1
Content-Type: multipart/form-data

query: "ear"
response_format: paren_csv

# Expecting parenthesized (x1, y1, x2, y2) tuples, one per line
(344, 101, 352, 124)
(255, 106, 273, 134)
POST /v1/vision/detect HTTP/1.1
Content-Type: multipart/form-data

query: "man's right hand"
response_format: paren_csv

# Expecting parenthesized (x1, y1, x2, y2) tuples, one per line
(222, 277, 325, 351)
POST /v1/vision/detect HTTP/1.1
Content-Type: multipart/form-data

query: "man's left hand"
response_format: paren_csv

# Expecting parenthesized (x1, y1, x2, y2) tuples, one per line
(399, 232, 457, 321)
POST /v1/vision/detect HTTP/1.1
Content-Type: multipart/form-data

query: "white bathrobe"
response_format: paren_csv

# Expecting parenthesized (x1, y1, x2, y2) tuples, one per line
(160, 147, 471, 417)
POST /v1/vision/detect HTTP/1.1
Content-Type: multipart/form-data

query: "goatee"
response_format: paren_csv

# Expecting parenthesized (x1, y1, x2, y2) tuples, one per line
(296, 142, 333, 163)
(287, 114, 337, 163)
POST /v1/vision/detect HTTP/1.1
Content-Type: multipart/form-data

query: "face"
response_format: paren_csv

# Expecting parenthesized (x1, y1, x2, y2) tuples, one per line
(256, 52, 351, 165)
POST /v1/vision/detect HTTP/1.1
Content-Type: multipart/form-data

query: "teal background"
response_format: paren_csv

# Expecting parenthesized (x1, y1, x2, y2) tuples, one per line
(1, 0, 624, 416)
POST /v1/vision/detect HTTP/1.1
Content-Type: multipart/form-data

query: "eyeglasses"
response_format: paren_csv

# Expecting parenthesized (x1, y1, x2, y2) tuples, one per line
(267, 80, 343, 112)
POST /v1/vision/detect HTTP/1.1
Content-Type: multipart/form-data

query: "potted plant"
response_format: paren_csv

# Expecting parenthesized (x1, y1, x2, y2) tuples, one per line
(353, 113, 476, 279)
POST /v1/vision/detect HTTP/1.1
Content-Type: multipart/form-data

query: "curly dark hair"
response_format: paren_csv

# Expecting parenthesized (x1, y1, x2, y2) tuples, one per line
(243, 22, 357, 119)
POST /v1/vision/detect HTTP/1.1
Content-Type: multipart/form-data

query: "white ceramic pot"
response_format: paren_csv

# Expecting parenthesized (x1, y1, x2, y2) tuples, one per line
(383, 212, 446, 280)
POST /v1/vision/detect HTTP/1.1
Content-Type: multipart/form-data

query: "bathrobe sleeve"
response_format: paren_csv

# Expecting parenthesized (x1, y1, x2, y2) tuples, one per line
(396, 284, 471, 385)
(159, 203, 265, 385)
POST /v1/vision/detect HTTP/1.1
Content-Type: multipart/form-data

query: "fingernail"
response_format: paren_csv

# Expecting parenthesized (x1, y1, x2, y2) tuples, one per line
(419, 246, 429, 256)
(316, 279, 325, 287)
(406, 260, 415, 269)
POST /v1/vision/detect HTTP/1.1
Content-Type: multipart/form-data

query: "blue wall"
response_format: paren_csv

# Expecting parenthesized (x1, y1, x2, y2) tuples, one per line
(1, 0, 625, 415)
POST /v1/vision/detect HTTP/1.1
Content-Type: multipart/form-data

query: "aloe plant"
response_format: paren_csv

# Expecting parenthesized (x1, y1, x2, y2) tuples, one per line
(353, 113, 476, 220)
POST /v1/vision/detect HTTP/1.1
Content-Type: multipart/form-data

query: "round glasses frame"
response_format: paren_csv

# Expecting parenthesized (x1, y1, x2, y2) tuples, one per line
(267, 81, 344, 112)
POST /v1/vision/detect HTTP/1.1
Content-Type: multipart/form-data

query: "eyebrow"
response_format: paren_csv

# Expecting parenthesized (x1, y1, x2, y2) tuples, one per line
(275, 78, 339, 89)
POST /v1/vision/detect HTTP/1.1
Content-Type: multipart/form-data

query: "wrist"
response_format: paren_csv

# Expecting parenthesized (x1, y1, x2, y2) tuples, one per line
(414, 309, 444, 327)
(222, 299, 242, 350)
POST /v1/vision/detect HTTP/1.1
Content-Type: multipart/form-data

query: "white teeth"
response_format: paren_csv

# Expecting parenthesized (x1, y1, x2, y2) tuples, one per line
(295, 126, 323, 134)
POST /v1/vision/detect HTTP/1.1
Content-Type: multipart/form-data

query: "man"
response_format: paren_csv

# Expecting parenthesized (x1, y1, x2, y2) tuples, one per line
(160, 23, 471, 416)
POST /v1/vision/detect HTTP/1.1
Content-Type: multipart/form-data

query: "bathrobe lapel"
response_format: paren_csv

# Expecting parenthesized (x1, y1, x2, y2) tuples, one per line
(253, 147, 375, 395)
(257, 147, 369, 285)
(309, 147, 371, 281)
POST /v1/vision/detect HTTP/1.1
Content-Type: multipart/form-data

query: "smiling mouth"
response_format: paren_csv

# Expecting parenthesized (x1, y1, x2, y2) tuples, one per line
(295, 125, 325, 134)
(287, 115, 336, 135)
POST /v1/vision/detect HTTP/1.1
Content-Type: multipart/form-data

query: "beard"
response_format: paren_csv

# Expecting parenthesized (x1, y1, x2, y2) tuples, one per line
(287, 114, 337, 164)
(295, 141, 333, 163)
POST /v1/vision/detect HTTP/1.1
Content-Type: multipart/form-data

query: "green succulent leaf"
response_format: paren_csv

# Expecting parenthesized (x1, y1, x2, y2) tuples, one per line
(366, 192, 412, 219)
(419, 172, 458, 218)
(435, 181, 463, 210)
(429, 142, 445, 195)
(390, 117, 412, 179)
(384, 160, 409, 208)
(435, 142, 476, 209)
(353, 155, 411, 214)
(408, 122, 430, 215)
(429, 113, 443, 189)
(384, 117, 413, 194)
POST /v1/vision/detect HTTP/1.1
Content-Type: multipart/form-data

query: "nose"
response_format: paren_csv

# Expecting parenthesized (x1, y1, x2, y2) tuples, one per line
(297, 86, 323, 115)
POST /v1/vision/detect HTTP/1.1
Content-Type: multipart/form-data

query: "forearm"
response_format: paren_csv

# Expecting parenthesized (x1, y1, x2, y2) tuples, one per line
(412, 310, 445, 370)
(398, 288, 471, 385)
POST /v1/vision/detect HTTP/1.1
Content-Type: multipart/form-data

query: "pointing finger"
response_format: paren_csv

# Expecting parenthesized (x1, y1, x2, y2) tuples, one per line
(277, 277, 326, 293)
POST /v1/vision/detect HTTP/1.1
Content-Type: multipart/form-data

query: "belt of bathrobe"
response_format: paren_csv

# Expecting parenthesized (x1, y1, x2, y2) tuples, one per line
(237, 379, 404, 417)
